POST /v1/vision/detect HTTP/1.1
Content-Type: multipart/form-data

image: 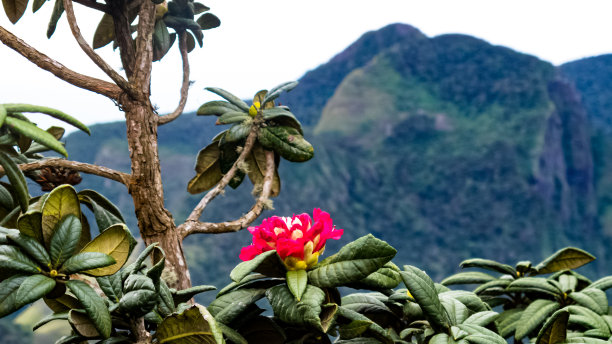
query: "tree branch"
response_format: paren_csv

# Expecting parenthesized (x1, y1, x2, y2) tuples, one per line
(185, 126, 259, 223)
(131, 0, 156, 96)
(158, 32, 190, 125)
(63, 0, 134, 96)
(179, 149, 275, 238)
(0, 158, 132, 186)
(72, 0, 109, 13)
(0, 26, 122, 100)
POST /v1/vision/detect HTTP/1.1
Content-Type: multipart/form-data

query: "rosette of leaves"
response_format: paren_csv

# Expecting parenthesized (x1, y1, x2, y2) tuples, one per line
(0, 104, 89, 215)
(91, 0, 220, 61)
(208, 234, 400, 343)
(0, 184, 136, 340)
(441, 247, 610, 342)
(333, 265, 504, 344)
(34, 243, 220, 343)
(190, 82, 312, 195)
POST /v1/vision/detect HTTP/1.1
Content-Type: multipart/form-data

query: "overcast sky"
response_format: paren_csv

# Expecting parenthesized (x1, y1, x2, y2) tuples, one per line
(1, 0, 612, 131)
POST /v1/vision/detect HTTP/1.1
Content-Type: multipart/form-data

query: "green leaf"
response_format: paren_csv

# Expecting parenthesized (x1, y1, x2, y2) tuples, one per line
(3, 104, 89, 134)
(60, 252, 115, 275)
(262, 107, 303, 134)
(217, 322, 247, 344)
(245, 143, 280, 197)
(0, 274, 28, 317)
(507, 277, 562, 296)
(208, 288, 266, 324)
(4, 116, 67, 156)
(587, 276, 612, 291)
(92, 13, 115, 49)
(157, 279, 175, 317)
(118, 289, 157, 316)
(78, 190, 125, 232)
(341, 293, 393, 315)
(440, 296, 469, 326)
(263, 81, 298, 105)
(42, 184, 81, 249)
(66, 280, 111, 338)
(15, 274, 56, 308)
(400, 266, 450, 332)
(17, 208, 43, 243)
(197, 100, 242, 116)
(79, 223, 132, 276)
(0, 105, 6, 127)
(286, 269, 307, 301)
(347, 263, 402, 290)
(196, 12, 220, 30)
(569, 289, 608, 315)
(216, 111, 249, 125)
(439, 290, 490, 313)
(336, 306, 393, 343)
(171, 285, 216, 305)
(33, 311, 69, 331)
(515, 299, 561, 340)
(155, 305, 224, 344)
(459, 258, 516, 276)
(441, 271, 497, 286)
(153, 19, 172, 61)
(566, 305, 611, 335)
(257, 126, 314, 162)
(230, 250, 285, 282)
(2, 0, 28, 23)
(7, 232, 50, 267)
(205, 87, 249, 112)
(536, 309, 569, 344)
(338, 320, 373, 339)
(463, 311, 499, 327)
(266, 284, 326, 332)
(49, 214, 82, 268)
(46, 0, 64, 38)
(0, 244, 40, 273)
(496, 308, 523, 338)
(187, 143, 223, 194)
(96, 273, 123, 303)
(534, 247, 596, 274)
(0, 151, 29, 212)
(224, 121, 252, 143)
(308, 234, 396, 288)
(473, 278, 511, 294)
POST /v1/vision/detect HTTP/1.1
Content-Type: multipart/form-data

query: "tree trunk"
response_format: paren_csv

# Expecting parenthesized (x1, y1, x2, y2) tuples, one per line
(122, 98, 192, 290)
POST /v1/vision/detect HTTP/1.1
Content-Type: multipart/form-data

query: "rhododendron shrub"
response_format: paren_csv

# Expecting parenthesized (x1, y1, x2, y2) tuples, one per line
(239, 209, 343, 270)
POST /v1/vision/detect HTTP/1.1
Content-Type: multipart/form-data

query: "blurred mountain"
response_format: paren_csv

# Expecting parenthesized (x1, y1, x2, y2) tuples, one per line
(62, 24, 611, 294)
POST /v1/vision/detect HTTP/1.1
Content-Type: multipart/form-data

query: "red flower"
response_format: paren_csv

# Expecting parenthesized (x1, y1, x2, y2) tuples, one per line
(239, 209, 343, 270)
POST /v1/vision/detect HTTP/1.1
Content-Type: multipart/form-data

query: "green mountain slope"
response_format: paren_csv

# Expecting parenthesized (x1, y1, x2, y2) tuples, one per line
(62, 24, 608, 292)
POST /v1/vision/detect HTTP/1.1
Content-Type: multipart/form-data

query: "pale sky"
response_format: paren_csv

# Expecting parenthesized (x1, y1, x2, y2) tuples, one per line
(1, 0, 612, 131)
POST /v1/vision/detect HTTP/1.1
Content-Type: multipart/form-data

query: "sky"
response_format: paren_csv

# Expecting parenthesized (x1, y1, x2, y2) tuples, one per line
(1, 0, 612, 131)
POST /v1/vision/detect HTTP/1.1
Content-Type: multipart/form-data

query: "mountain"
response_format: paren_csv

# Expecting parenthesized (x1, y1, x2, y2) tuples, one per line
(61, 24, 611, 293)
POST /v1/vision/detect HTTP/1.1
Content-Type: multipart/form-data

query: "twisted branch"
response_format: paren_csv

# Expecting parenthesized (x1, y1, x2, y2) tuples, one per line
(179, 149, 275, 238)
(159, 32, 190, 125)
(0, 26, 121, 100)
(1, 158, 131, 186)
(63, 0, 134, 95)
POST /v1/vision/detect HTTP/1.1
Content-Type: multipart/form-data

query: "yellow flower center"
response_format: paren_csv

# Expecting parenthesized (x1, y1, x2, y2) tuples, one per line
(50, 270, 58, 278)
(249, 102, 260, 117)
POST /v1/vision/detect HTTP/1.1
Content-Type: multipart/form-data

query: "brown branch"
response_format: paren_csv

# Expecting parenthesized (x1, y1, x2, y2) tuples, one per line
(158, 32, 190, 125)
(63, 0, 134, 96)
(72, 0, 109, 13)
(0, 26, 122, 100)
(2, 158, 131, 186)
(184, 126, 259, 223)
(131, 0, 156, 96)
(179, 149, 275, 238)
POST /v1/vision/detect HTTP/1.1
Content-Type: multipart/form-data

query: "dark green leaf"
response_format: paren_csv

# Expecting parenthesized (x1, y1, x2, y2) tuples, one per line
(400, 266, 450, 331)
(0, 151, 28, 212)
(42, 184, 81, 249)
(96, 274, 123, 303)
(92, 13, 115, 49)
(507, 277, 561, 296)
(7, 232, 50, 267)
(534, 247, 595, 274)
(46, 0, 64, 38)
(196, 12, 219, 30)
(515, 299, 560, 340)
(308, 234, 396, 288)
(5, 116, 67, 156)
(216, 111, 249, 125)
(286, 269, 307, 301)
(0, 274, 28, 317)
(69, 309, 99, 337)
(263, 81, 298, 105)
(205, 87, 249, 112)
(266, 284, 326, 331)
(66, 280, 111, 338)
(569, 289, 608, 315)
(118, 289, 157, 316)
(224, 121, 252, 143)
(197, 100, 241, 116)
(441, 271, 497, 286)
(589, 276, 612, 291)
(15, 274, 55, 308)
(262, 107, 303, 134)
(536, 309, 568, 344)
(460, 258, 516, 276)
(230, 250, 285, 282)
(171, 285, 216, 305)
(153, 19, 172, 61)
(3, 104, 89, 134)
(50, 214, 82, 268)
(463, 311, 499, 327)
(257, 126, 314, 162)
(78, 189, 125, 232)
(60, 252, 115, 275)
(0, 244, 40, 273)
(33, 311, 69, 331)
(187, 143, 222, 194)
(208, 288, 266, 324)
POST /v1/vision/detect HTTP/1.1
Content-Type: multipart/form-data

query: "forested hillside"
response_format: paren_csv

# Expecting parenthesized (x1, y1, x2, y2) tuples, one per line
(63, 24, 611, 292)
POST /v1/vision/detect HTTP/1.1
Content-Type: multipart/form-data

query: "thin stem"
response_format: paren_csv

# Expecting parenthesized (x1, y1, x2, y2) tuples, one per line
(63, 0, 134, 96)
(0, 26, 122, 100)
(72, 0, 109, 13)
(0, 158, 132, 186)
(159, 31, 190, 125)
(186, 126, 259, 222)
(179, 149, 275, 237)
